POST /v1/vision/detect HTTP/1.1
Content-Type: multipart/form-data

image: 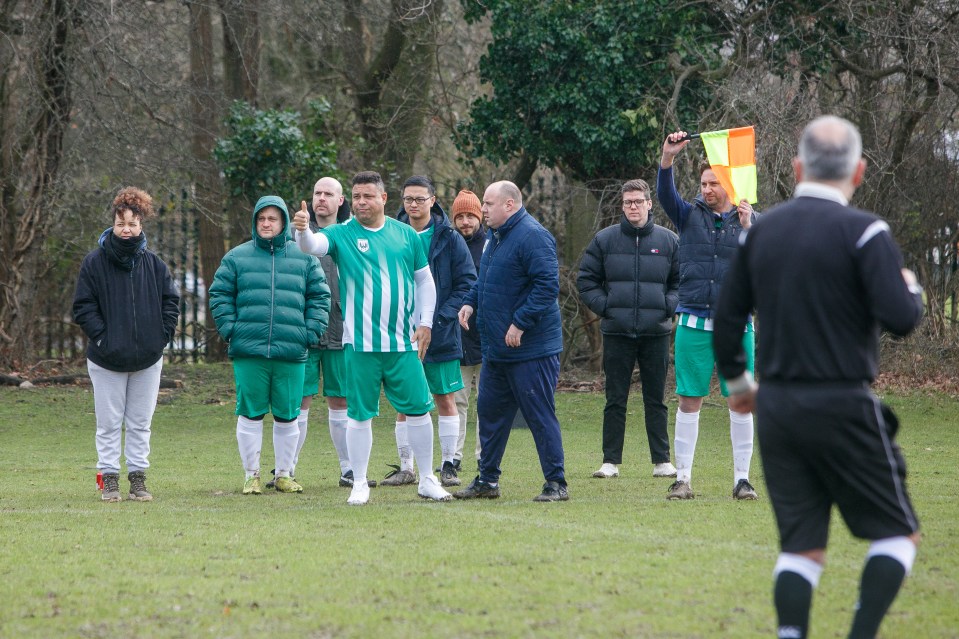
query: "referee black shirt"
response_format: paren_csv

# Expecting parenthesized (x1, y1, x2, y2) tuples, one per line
(714, 182, 923, 384)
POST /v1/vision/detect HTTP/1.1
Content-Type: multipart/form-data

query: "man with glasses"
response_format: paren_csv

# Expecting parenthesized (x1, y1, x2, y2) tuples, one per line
(658, 132, 759, 501)
(383, 176, 476, 488)
(577, 179, 680, 480)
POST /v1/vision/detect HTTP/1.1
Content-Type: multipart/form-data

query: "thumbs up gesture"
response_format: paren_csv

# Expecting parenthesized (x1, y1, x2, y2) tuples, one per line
(292, 200, 310, 232)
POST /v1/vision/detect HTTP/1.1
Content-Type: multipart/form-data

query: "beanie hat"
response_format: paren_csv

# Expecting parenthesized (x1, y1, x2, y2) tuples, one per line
(451, 190, 482, 223)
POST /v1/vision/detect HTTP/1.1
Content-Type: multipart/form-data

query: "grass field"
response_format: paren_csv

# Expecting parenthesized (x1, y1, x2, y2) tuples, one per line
(1, 363, 957, 638)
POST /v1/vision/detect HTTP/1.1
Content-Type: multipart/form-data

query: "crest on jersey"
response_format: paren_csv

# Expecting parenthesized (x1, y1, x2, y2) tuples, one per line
(357, 238, 369, 253)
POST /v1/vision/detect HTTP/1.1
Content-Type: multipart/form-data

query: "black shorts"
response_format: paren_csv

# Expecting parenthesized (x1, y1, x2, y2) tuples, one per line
(757, 381, 919, 553)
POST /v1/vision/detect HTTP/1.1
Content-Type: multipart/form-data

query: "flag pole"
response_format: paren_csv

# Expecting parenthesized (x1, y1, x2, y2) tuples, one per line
(675, 133, 701, 142)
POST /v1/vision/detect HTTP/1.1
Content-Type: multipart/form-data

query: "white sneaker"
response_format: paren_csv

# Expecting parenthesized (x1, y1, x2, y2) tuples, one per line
(592, 463, 619, 478)
(417, 475, 452, 502)
(653, 462, 678, 478)
(347, 481, 370, 505)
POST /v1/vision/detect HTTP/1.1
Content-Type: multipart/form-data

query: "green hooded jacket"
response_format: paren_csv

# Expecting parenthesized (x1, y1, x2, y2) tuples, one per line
(209, 195, 330, 361)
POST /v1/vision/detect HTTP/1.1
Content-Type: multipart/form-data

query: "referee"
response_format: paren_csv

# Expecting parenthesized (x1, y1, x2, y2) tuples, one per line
(713, 116, 923, 639)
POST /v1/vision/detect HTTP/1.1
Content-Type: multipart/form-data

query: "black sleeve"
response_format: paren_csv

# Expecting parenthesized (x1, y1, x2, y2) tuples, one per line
(576, 236, 608, 317)
(856, 227, 923, 337)
(713, 235, 754, 380)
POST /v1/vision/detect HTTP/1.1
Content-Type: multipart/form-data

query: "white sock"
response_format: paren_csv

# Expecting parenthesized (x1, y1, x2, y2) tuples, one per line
(236, 416, 263, 476)
(674, 409, 700, 483)
(395, 420, 414, 473)
(729, 409, 754, 483)
(406, 413, 435, 481)
(273, 419, 299, 478)
(346, 418, 373, 486)
(292, 408, 309, 472)
(328, 409, 350, 474)
(438, 415, 459, 464)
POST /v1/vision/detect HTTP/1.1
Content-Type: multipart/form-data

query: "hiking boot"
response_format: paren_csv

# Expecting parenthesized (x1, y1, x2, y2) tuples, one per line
(533, 480, 569, 502)
(440, 461, 461, 487)
(265, 468, 276, 489)
(127, 471, 153, 501)
(338, 470, 377, 488)
(274, 476, 303, 493)
(101, 473, 121, 502)
(453, 476, 500, 500)
(418, 475, 453, 502)
(242, 475, 263, 495)
(653, 462, 678, 478)
(592, 462, 619, 478)
(380, 464, 416, 486)
(666, 480, 694, 500)
(733, 478, 759, 500)
(347, 481, 370, 506)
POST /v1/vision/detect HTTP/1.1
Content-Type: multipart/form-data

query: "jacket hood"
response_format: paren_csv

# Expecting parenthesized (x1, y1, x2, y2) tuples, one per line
(395, 200, 451, 230)
(252, 195, 290, 249)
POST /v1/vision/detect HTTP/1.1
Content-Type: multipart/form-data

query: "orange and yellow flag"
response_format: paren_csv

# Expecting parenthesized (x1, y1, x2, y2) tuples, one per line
(700, 126, 757, 204)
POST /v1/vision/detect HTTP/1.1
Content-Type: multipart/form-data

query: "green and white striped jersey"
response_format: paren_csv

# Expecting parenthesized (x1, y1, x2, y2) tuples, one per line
(322, 217, 428, 352)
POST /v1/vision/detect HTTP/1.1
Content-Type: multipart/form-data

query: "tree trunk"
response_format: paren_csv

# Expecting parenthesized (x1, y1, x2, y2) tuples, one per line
(219, 0, 260, 247)
(188, 1, 227, 361)
(0, 0, 78, 368)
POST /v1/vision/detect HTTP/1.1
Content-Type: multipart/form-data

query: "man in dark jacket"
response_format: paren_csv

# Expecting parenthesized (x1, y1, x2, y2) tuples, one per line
(451, 190, 486, 470)
(658, 131, 759, 501)
(713, 115, 923, 639)
(578, 178, 679, 480)
(388, 176, 476, 488)
(454, 181, 568, 502)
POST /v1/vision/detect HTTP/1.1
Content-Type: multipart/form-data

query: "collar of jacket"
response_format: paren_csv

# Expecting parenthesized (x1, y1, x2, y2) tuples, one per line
(99, 228, 147, 270)
(492, 206, 527, 241)
(465, 225, 487, 245)
(619, 213, 655, 237)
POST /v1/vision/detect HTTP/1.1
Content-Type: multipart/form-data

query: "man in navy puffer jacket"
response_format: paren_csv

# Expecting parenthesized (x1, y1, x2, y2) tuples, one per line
(454, 181, 568, 503)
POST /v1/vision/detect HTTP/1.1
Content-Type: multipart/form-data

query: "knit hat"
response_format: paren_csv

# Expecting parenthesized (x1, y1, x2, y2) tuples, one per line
(451, 189, 482, 222)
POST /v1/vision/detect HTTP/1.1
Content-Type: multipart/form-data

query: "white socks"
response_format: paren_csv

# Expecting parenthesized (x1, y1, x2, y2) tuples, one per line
(273, 419, 300, 478)
(236, 416, 263, 478)
(346, 418, 373, 486)
(674, 409, 700, 483)
(291, 408, 309, 474)
(438, 415, 459, 464)
(730, 409, 754, 483)
(395, 420, 414, 473)
(328, 408, 350, 474)
(406, 412, 436, 481)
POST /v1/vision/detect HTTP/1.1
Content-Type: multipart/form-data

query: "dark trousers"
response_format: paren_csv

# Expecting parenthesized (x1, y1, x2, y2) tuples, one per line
(601, 333, 670, 465)
(477, 355, 565, 485)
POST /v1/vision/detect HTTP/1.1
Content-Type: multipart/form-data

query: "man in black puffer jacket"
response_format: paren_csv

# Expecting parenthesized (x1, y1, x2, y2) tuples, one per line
(578, 178, 679, 481)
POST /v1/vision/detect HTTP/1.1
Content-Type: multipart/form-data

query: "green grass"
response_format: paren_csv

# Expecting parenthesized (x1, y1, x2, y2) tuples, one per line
(1, 363, 957, 638)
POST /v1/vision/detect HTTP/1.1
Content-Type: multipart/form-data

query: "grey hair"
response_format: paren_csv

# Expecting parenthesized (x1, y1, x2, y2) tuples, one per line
(798, 116, 862, 180)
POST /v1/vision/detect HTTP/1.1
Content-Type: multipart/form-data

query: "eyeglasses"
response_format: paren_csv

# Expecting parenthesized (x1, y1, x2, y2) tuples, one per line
(403, 196, 433, 205)
(623, 199, 650, 208)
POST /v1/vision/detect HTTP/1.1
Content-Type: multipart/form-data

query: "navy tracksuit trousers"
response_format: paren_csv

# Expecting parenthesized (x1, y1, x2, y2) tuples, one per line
(476, 354, 566, 485)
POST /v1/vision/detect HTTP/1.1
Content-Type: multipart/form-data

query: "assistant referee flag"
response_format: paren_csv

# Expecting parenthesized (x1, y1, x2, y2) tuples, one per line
(700, 126, 758, 205)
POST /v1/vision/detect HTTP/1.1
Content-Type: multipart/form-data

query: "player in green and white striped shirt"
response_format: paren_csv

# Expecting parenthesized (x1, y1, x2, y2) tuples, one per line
(293, 171, 451, 505)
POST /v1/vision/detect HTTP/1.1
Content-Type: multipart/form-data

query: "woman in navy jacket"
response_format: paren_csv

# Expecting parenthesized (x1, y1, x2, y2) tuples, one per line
(73, 187, 180, 503)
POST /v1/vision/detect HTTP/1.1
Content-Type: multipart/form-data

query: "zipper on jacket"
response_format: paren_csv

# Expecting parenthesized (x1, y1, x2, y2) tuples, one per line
(634, 235, 641, 332)
(130, 266, 140, 366)
(268, 244, 275, 358)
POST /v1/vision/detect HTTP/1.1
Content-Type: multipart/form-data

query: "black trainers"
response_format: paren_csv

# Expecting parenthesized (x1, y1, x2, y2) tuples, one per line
(101, 473, 121, 502)
(533, 480, 569, 502)
(733, 478, 759, 500)
(127, 471, 153, 502)
(440, 461, 461, 487)
(453, 476, 500, 500)
(338, 469, 377, 488)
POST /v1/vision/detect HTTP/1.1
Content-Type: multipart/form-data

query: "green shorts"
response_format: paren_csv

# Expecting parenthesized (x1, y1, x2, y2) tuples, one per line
(344, 346, 434, 421)
(232, 357, 306, 421)
(424, 359, 464, 395)
(302, 348, 347, 398)
(674, 322, 754, 398)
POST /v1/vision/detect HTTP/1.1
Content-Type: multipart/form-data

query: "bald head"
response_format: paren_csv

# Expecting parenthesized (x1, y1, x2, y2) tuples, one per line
(797, 116, 863, 182)
(482, 181, 524, 230)
(312, 176, 345, 227)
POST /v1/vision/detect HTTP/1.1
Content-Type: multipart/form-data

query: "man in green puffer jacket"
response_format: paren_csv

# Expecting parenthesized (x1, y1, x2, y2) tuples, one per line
(209, 195, 331, 496)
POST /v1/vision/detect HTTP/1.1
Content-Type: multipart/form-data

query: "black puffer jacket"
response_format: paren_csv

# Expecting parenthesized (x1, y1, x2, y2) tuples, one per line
(73, 229, 180, 372)
(577, 214, 679, 338)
